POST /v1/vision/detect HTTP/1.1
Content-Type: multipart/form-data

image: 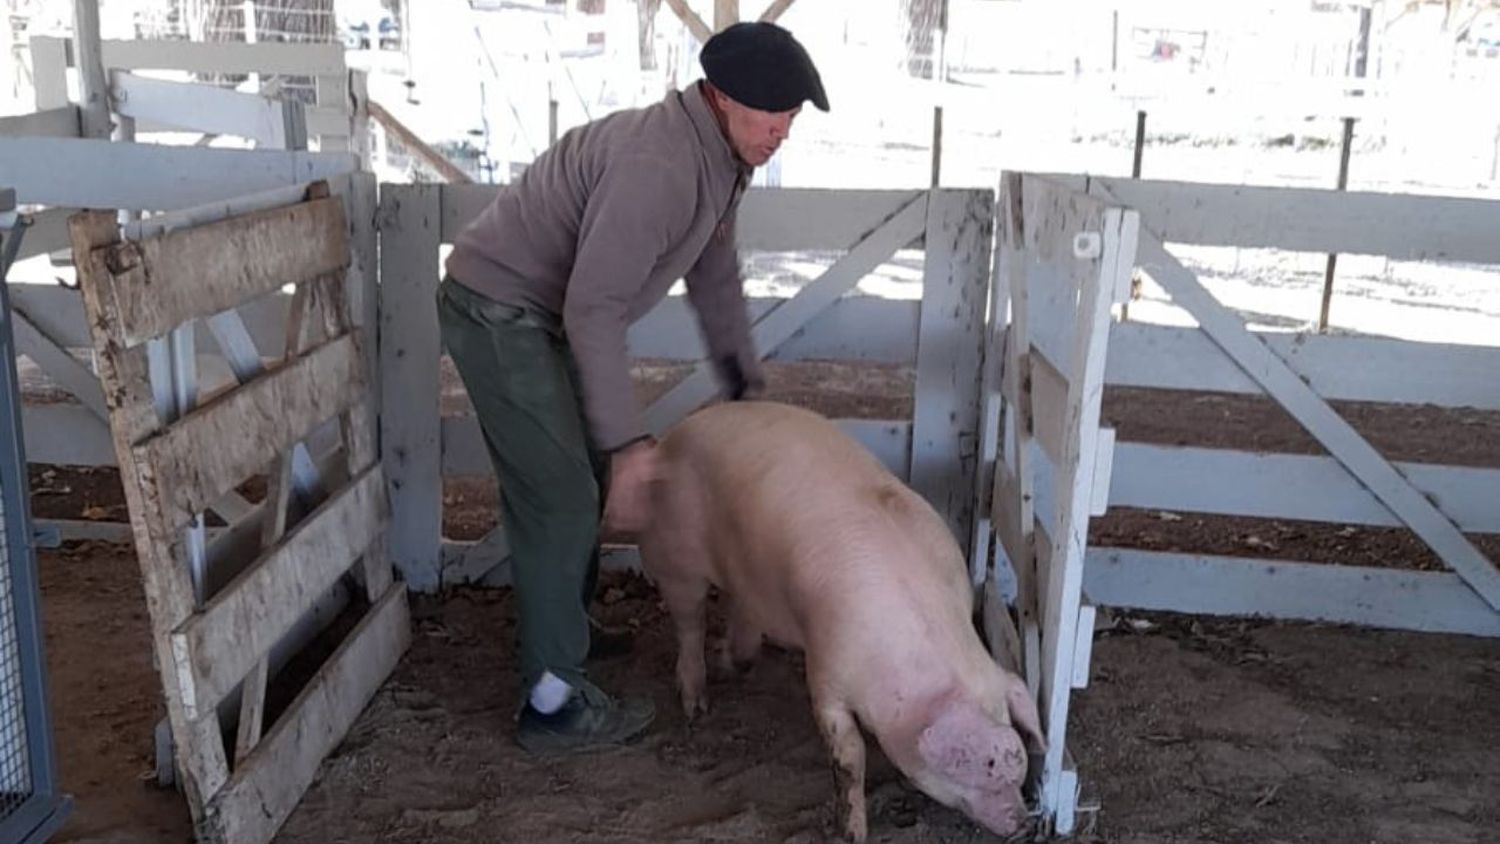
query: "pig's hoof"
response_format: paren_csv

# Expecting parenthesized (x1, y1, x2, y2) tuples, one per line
(841, 813, 868, 843)
(680, 692, 710, 721)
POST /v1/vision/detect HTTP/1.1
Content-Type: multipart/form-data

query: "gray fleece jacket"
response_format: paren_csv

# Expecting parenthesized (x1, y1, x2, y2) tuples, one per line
(444, 82, 762, 452)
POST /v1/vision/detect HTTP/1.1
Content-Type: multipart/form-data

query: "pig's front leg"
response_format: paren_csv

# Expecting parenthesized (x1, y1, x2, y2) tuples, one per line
(814, 697, 869, 842)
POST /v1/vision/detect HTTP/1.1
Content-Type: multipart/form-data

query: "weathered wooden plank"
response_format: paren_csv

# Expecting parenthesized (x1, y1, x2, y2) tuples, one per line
(442, 415, 912, 480)
(1138, 234, 1500, 612)
(629, 294, 919, 364)
(0, 106, 80, 139)
(1085, 549, 1500, 638)
(93, 197, 348, 348)
(170, 467, 385, 718)
(992, 173, 1041, 690)
(1028, 347, 1068, 467)
(1, 139, 355, 210)
(111, 73, 293, 148)
(134, 332, 365, 530)
(1102, 322, 1500, 412)
(439, 183, 925, 253)
(643, 193, 928, 435)
(1110, 442, 1500, 532)
(379, 185, 443, 592)
(1066, 174, 1500, 264)
(71, 209, 231, 818)
(200, 584, 409, 844)
(100, 39, 346, 76)
(911, 189, 992, 556)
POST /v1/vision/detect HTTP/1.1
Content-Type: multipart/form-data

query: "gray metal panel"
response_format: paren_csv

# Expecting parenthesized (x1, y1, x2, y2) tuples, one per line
(0, 218, 71, 840)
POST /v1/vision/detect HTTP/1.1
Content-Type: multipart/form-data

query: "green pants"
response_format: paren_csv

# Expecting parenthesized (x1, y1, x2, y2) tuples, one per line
(436, 276, 607, 695)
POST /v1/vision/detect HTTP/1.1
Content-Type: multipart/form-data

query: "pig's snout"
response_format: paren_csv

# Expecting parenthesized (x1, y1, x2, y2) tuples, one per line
(966, 784, 1030, 839)
(916, 702, 1033, 836)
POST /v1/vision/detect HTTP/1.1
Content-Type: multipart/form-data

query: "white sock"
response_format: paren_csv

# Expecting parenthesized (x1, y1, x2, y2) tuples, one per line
(529, 671, 572, 715)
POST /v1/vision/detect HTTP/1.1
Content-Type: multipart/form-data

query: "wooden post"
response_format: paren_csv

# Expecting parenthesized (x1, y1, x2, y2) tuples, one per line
(929, 0, 949, 188)
(664, 0, 712, 43)
(1132, 110, 1146, 178)
(378, 184, 443, 592)
(72, 0, 111, 138)
(714, 0, 739, 31)
(1318, 117, 1355, 332)
(29, 36, 70, 110)
(1120, 111, 1146, 321)
(759, 0, 797, 23)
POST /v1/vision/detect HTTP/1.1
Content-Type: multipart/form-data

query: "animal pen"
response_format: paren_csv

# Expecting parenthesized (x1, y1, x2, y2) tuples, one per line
(2, 21, 1500, 844)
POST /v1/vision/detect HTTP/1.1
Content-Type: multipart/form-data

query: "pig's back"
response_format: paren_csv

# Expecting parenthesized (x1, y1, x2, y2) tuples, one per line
(659, 402, 974, 649)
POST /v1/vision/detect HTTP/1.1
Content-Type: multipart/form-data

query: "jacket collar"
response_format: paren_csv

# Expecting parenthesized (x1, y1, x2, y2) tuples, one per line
(682, 82, 750, 183)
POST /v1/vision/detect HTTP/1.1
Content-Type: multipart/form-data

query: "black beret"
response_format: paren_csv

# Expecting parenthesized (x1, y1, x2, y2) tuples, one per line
(700, 22, 829, 113)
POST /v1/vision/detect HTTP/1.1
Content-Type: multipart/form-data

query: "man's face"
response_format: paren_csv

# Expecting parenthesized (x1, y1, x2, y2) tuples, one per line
(713, 89, 801, 167)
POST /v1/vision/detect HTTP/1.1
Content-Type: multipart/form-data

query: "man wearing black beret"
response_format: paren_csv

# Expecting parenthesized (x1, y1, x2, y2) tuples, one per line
(437, 21, 828, 753)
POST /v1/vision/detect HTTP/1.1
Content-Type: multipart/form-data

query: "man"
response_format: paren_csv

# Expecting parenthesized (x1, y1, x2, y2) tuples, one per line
(436, 21, 828, 753)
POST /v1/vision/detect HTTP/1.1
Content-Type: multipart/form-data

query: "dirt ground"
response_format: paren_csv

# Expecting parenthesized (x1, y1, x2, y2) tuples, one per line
(29, 361, 1500, 843)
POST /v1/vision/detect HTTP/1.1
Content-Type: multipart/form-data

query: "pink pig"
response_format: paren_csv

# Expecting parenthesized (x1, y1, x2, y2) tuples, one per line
(639, 401, 1045, 841)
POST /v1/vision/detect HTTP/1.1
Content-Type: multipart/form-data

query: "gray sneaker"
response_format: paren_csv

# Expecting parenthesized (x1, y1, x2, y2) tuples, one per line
(515, 679, 655, 754)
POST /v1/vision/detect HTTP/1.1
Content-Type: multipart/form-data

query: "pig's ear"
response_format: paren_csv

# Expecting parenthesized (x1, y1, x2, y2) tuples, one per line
(1005, 683, 1047, 754)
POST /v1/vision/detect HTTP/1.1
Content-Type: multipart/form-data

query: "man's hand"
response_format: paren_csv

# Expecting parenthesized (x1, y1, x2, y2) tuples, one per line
(601, 438, 661, 541)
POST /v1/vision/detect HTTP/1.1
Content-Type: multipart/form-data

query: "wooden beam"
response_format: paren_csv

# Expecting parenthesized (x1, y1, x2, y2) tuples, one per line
(1085, 549, 1500, 638)
(1090, 322, 1500, 412)
(11, 307, 107, 418)
(443, 415, 911, 480)
(134, 332, 366, 530)
(0, 106, 80, 139)
(1138, 234, 1500, 612)
(715, 0, 740, 30)
(0, 139, 355, 210)
(664, 0, 714, 42)
(628, 294, 919, 364)
(199, 584, 409, 844)
(643, 194, 927, 435)
(759, 0, 797, 23)
(1108, 442, 1500, 533)
(1058, 174, 1500, 265)
(90, 197, 349, 348)
(170, 468, 386, 718)
(366, 99, 471, 184)
(111, 73, 297, 148)
(100, 39, 346, 76)
(438, 184, 923, 252)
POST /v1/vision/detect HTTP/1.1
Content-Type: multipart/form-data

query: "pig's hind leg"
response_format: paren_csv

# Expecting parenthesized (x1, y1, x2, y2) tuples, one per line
(640, 526, 713, 719)
(713, 596, 764, 678)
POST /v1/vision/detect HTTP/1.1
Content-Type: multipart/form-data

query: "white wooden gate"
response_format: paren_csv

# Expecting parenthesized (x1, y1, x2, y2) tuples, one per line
(984, 172, 1500, 835)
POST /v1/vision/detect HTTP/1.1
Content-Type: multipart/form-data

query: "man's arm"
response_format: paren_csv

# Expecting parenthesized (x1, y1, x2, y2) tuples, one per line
(563, 156, 692, 451)
(684, 204, 764, 401)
